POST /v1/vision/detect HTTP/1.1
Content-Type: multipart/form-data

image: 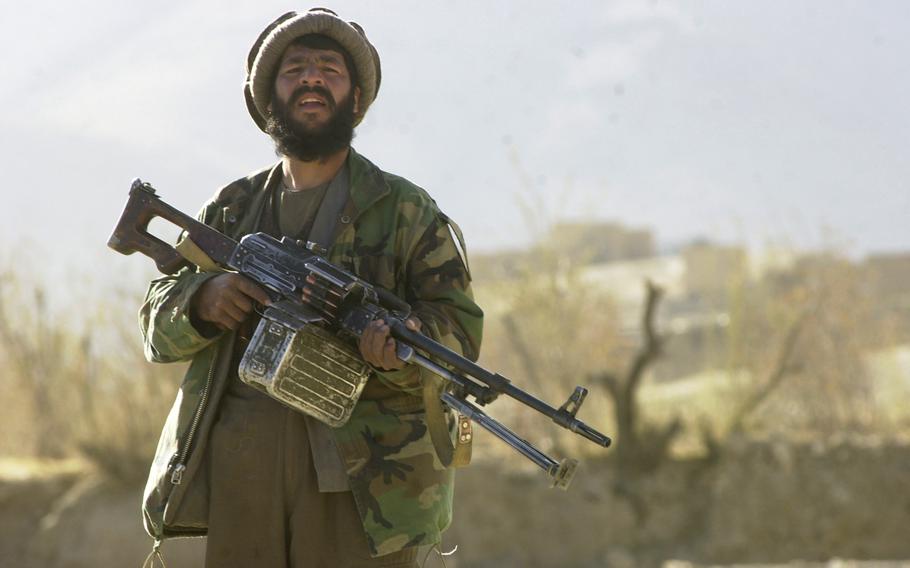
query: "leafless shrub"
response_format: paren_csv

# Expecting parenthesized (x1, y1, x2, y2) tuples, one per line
(725, 252, 880, 437)
(474, 239, 631, 459)
(0, 267, 181, 483)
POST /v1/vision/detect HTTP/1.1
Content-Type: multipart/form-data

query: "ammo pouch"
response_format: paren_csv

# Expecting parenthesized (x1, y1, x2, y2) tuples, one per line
(238, 316, 371, 427)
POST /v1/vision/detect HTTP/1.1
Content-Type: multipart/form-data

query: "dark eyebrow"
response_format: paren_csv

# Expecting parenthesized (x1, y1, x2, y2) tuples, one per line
(281, 53, 345, 66)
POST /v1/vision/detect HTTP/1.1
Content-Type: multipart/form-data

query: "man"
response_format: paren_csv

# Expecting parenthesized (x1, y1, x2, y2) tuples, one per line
(139, 8, 482, 567)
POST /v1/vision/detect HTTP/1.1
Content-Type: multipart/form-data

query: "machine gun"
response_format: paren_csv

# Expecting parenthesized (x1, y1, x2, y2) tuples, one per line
(108, 179, 611, 489)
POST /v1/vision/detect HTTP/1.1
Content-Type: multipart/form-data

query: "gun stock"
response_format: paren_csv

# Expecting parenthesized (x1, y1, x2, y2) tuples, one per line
(107, 179, 236, 274)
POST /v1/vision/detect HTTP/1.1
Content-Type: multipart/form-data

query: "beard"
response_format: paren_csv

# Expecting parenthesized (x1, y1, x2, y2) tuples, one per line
(265, 85, 356, 162)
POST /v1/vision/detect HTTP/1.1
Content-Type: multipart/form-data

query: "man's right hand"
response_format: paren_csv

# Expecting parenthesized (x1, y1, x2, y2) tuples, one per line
(191, 273, 271, 331)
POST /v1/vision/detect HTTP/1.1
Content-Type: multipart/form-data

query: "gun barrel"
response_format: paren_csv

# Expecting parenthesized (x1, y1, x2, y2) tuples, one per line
(390, 318, 612, 448)
(569, 420, 612, 448)
(440, 392, 577, 490)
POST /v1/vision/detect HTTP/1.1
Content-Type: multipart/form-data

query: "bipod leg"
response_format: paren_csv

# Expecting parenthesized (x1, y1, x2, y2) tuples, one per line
(440, 392, 578, 490)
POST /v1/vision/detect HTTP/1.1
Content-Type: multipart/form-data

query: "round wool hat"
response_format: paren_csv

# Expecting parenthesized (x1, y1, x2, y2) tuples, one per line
(244, 8, 381, 131)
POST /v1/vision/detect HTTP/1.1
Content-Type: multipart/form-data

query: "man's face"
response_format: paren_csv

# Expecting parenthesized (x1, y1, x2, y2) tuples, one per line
(266, 43, 361, 161)
(273, 44, 359, 129)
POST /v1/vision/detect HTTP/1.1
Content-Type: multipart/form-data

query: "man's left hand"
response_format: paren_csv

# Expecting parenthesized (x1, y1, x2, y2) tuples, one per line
(359, 317, 421, 370)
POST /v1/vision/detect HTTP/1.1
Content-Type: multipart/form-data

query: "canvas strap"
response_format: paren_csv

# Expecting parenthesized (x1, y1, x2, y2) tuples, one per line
(423, 375, 473, 468)
(175, 236, 225, 273)
(306, 164, 351, 251)
(423, 213, 474, 467)
(299, 164, 356, 492)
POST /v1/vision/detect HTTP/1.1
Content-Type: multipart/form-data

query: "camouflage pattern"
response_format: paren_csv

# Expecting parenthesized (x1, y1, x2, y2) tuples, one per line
(139, 149, 483, 556)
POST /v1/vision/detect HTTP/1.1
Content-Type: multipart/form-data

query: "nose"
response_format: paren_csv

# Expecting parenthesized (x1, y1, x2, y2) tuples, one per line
(298, 63, 325, 86)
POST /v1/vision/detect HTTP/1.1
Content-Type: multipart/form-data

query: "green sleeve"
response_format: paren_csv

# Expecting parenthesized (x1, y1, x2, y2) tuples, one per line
(374, 213, 483, 392)
(139, 268, 223, 363)
(138, 201, 226, 363)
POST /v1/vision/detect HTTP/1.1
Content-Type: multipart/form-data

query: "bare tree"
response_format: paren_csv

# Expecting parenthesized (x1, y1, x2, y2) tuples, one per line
(594, 281, 681, 474)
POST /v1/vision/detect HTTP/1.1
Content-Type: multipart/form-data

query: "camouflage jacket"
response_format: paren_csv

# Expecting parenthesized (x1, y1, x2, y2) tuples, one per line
(139, 149, 483, 556)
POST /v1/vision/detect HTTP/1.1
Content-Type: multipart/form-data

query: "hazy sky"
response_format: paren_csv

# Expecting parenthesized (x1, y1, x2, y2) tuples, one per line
(1, 0, 908, 287)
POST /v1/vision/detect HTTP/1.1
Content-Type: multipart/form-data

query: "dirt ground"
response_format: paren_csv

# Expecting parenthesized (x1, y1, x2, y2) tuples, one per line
(2, 438, 909, 567)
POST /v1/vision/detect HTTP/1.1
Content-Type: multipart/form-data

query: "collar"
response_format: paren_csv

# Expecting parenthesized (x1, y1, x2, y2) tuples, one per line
(345, 147, 391, 219)
(223, 148, 390, 239)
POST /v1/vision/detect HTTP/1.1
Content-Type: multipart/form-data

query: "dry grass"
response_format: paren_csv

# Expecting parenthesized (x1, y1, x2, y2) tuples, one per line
(0, 244, 908, 483)
(0, 268, 182, 483)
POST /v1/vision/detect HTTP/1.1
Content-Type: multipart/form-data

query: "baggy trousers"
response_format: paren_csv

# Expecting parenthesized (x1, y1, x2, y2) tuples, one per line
(203, 380, 419, 568)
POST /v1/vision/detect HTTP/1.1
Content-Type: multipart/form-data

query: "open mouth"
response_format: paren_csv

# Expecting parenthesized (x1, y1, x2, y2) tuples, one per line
(296, 95, 328, 110)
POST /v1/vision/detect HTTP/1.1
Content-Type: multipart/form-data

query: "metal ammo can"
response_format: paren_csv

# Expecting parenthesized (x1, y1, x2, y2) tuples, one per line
(238, 318, 372, 427)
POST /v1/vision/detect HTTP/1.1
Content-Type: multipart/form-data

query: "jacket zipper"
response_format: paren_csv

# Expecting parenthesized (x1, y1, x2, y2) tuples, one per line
(170, 344, 219, 485)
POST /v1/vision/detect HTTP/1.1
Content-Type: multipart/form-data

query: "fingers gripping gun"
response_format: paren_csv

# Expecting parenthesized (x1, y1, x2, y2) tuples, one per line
(109, 179, 612, 489)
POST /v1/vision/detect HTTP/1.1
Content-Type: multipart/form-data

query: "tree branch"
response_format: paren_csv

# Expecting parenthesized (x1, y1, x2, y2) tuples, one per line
(728, 302, 816, 434)
(597, 280, 667, 469)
